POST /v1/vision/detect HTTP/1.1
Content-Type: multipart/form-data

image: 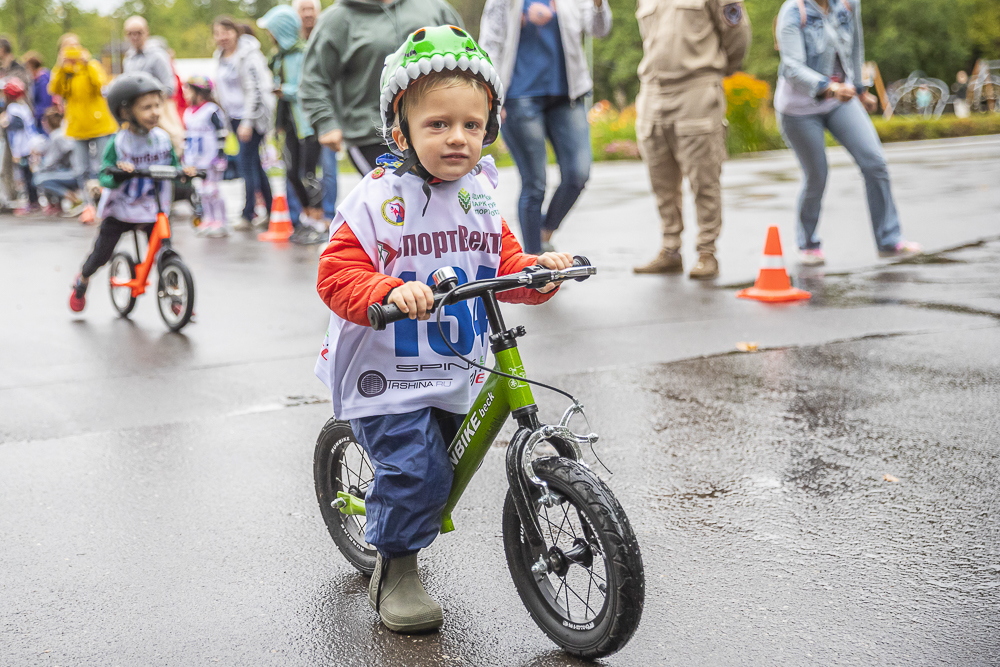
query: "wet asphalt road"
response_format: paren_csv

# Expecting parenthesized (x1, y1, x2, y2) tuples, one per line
(2, 139, 999, 666)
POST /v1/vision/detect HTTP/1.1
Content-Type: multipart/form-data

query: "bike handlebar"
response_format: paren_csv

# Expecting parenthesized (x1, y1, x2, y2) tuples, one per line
(103, 165, 207, 181)
(367, 255, 596, 331)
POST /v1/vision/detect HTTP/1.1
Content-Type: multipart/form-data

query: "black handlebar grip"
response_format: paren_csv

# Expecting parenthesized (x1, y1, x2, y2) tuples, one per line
(367, 302, 405, 331)
(368, 289, 452, 330)
(572, 255, 592, 282)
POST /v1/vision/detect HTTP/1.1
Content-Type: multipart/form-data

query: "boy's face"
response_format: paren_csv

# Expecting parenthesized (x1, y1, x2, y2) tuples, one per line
(131, 92, 162, 131)
(182, 85, 195, 106)
(394, 83, 488, 182)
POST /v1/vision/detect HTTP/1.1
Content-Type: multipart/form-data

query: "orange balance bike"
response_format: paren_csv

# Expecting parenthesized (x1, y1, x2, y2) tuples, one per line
(105, 165, 204, 332)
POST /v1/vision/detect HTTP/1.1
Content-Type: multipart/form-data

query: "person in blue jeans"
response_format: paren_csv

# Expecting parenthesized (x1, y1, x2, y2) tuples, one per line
(775, 0, 920, 266)
(480, 0, 611, 254)
(286, 144, 336, 244)
(213, 17, 276, 229)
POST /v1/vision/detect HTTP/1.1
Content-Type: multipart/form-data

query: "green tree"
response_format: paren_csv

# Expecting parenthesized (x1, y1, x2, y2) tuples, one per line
(742, 0, 1000, 91)
(592, 0, 643, 106)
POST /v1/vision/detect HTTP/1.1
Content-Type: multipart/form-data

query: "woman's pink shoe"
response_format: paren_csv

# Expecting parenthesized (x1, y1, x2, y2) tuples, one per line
(878, 241, 922, 259)
(798, 248, 826, 266)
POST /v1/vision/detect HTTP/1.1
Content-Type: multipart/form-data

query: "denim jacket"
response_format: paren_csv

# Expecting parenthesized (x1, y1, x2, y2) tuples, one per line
(776, 0, 864, 98)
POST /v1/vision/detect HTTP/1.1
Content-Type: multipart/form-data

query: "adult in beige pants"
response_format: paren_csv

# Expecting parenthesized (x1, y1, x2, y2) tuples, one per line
(633, 0, 751, 279)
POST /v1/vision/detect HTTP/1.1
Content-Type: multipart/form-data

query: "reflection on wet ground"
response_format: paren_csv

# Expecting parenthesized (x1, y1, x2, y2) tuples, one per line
(558, 324, 999, 665)
(2, 196, 999, 664)
(800, 239, 1000, 319)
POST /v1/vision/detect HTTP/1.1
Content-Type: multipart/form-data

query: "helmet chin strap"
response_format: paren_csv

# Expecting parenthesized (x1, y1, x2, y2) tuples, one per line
(392, 126, 440, 216)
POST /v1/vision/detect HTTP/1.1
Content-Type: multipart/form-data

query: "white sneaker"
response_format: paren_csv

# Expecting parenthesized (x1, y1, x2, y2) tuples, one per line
(799, 248, 826, 266)
(251, 212, 270, 229)
(205, 222, 230, 238)
(233, 217, 252, 231)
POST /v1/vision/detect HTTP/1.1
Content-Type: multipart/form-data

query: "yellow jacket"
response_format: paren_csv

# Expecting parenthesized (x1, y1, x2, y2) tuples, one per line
(49, 59, 118, 140)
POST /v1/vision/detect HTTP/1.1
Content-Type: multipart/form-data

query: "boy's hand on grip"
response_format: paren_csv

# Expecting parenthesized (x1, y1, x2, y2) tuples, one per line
(117, 161, 135, 173)
(535, 252, 574, 293)
(387, 281, 435, 320)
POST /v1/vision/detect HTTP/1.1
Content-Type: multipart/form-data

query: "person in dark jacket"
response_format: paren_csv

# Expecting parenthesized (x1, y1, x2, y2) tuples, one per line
(299, 0, 463, 175)
(21, 52, 53, 132)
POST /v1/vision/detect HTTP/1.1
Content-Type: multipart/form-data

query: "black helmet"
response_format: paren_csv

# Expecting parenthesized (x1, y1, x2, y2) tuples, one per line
(107, 72, 164, 123)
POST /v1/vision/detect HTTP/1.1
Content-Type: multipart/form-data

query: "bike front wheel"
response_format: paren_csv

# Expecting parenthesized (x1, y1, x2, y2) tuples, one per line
(157, 256, 195, 332)
(314, 418, 377, 576)
(502, 457, 644, 659)
(108, 252, 137, 317)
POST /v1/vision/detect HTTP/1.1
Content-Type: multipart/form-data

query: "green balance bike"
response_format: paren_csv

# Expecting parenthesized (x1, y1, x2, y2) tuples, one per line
(314, 258, 645, 658)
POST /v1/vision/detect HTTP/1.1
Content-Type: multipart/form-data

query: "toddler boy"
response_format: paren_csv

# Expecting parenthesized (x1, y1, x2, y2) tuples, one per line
(315, 26, 573, 633)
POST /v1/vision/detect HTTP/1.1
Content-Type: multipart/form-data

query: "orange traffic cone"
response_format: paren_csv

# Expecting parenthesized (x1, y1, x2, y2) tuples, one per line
(736, 226, 811, 303)
(258, 194, 293, 242)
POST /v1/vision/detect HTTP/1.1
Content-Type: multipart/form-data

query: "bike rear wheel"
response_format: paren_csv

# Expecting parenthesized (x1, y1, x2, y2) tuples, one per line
(502, 457, 644, 659)
(156, 256, 195, 332)
(108, 252, 137, 317)
(314, 418, 377, 576)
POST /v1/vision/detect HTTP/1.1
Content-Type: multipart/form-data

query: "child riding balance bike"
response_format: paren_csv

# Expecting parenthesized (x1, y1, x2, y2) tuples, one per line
(312, 26, 644, 658)
(69, 72, 201, 332)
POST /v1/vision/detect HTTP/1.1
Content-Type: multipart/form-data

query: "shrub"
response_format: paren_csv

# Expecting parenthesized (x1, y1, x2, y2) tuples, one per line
(590, 102, 642, 160)
(724, 72, 784, 153)
(492, 94, 999, 168)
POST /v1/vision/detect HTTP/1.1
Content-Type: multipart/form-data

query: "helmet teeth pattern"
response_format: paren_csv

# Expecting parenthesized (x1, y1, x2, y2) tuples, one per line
(457, 55, 470, 70)
(418, 58, 432, 75)
(469, 56, 481, 75)
(430, 54, 444, 72)
(395, 68, 409, 90)
(443, 54, 456, 70)
(405, 62, 421, 80)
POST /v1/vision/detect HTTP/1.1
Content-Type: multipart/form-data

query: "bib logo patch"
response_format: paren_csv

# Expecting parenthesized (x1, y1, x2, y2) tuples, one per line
(381, 197, 405, 225)
(371, 166, 385, 179)
(458, 188, 472, 214)
(357, 370, 388, 398)
(376, 241, 399, 267)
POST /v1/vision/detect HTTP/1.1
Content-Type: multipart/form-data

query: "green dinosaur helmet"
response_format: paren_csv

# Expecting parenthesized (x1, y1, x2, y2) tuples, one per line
(379, 25, 504, 150)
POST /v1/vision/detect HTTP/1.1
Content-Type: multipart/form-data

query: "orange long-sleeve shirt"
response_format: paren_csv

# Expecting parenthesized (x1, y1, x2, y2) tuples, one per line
(317, 218, 556, 327)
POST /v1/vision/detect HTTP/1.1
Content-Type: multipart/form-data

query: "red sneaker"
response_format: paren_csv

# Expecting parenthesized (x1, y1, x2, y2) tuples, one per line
(69, 275, 88, 312)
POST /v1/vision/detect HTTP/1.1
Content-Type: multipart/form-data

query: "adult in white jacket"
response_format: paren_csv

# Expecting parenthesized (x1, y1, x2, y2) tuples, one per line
(213, 17, 277, 229)
(480, 0, 610, 254)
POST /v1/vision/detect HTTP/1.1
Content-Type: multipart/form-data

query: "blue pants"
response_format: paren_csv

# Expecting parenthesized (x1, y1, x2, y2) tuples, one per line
(321, 146, 338, 219)
(72, 135, 111, 206)
(777, 99, 903, 252)
(34, 169, 78, 200)
(231, 119, 272, 222)
(288, 146, 338, 226)
(350, 408, 464, 559)
(502, 95, 592, 254)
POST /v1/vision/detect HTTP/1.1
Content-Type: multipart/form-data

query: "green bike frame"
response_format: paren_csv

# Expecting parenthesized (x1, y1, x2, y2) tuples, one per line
(337, 289, 588, 549)
(336, 340, 533, 529)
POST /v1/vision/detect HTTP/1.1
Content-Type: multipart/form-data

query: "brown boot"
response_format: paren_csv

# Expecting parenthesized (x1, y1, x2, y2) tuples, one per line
(689, 253, 719, 280)
(633, 249, 683, 274)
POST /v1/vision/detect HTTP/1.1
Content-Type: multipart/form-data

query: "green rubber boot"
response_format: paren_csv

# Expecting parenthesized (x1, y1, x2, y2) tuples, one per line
(368, 552, 443, 633)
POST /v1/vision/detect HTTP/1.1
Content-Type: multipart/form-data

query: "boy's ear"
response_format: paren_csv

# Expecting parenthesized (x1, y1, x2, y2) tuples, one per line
(391, 125, 408, 151)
